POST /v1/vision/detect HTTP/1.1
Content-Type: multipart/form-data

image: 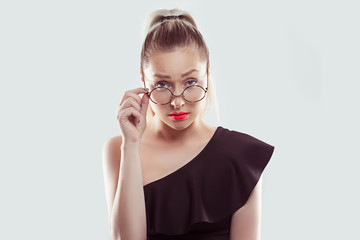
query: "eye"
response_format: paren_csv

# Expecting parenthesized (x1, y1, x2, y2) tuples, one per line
(154, 82, 169, 88)
(186, 79, 197, 86)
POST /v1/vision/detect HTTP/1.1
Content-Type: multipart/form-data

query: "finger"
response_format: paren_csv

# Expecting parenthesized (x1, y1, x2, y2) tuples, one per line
(139, 91, 150, 117)
(119, 88, 149, 106)
(116, 102, 140, 123)
(118, 97, 141, 112)
(119, 92, 141, 107)
(118, 106, 141, 124)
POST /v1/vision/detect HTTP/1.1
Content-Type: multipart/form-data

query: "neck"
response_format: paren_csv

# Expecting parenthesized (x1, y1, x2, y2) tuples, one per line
(148, 117, 207, 143)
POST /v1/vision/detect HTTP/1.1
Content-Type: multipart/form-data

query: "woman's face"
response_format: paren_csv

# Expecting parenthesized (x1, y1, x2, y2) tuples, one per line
(143, 47, 208, 130)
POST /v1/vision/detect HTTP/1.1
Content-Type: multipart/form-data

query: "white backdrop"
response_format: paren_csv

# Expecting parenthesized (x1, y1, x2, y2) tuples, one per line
(1, 0, 359, 239)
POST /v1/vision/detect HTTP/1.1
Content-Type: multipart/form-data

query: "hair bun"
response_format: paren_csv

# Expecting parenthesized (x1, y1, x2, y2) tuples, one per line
(163, 15, 180, 21)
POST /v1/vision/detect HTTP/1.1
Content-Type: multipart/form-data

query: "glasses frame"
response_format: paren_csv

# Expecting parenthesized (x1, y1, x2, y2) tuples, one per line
(142, 75, 209, 105)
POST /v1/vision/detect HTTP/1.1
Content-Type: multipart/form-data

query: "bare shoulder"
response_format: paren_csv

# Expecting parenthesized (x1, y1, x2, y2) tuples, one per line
(102, 135, 123, 218)
(102, 135, 123, 166)
(103, 135, 123, 150)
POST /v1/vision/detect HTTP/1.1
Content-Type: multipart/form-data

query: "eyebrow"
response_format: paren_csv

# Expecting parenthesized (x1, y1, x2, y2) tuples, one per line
(153, 69, 199, 79)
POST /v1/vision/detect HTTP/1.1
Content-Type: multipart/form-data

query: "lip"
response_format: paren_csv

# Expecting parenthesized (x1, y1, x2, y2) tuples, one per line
(169, 112, 189, 116)
(169, 112, 189, 120)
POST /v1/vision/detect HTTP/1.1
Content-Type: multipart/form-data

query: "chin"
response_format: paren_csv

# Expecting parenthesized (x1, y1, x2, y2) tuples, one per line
(164, 116, 194, 131)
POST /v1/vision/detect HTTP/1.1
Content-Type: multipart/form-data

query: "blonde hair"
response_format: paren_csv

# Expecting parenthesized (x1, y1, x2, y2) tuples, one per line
(140, 8, 220, 123)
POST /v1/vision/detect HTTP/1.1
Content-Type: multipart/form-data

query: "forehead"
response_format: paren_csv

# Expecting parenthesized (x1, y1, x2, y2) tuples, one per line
(144, 48, 207, 79)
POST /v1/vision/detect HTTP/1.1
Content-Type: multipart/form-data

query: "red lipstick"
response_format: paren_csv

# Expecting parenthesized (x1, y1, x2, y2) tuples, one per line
(169, 112, 189, 120)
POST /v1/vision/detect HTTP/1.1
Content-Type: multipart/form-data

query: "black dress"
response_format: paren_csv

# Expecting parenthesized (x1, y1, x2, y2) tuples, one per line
(143, 126, 275, 240)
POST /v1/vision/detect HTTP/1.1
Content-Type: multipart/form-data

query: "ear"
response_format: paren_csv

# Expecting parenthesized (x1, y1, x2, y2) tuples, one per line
(140, 69, 144, 82)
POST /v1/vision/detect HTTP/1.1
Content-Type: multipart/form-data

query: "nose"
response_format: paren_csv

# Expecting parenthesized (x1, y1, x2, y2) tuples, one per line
(170, 92, 185, 109)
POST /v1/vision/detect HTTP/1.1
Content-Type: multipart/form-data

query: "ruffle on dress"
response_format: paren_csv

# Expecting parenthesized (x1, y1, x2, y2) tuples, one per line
(143, 126, 275, 237)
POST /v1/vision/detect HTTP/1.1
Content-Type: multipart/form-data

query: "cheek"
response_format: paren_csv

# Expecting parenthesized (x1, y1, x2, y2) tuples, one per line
(194, 99, 207, 110)
(188, 101, 206, 114)
(149, 100, 206, 115)
(149, 102, 163, 114)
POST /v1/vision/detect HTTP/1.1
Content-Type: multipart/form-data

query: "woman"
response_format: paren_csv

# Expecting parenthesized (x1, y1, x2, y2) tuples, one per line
(102, 8, 275, 240)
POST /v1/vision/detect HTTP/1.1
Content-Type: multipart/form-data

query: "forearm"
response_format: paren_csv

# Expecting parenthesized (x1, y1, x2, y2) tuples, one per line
(110, 142, 147, 240)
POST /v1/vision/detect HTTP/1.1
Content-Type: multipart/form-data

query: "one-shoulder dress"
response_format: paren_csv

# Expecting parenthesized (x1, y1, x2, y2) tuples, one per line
(143, 126, 275, 240)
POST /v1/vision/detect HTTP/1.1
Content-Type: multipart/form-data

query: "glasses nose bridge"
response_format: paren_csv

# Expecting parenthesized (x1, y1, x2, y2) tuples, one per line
(170, 88, 186, 99)
(170, 88, 186, 106)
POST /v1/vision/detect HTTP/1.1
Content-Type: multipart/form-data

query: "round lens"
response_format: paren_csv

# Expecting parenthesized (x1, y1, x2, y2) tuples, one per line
(150, 88, 172, 105)
(183, 85, 206, 102)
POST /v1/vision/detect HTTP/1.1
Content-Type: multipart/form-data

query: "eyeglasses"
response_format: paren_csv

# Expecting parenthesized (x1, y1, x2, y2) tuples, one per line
(147, 85, 208, 105)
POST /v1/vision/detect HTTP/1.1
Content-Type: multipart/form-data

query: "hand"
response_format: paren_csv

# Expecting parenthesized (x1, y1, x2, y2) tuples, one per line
(116, 87, 150, 144)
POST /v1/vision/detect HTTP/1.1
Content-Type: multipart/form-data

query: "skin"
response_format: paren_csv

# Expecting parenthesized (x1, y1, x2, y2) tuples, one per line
(103, 47, 263, 240)
(140, 47, 217, 186)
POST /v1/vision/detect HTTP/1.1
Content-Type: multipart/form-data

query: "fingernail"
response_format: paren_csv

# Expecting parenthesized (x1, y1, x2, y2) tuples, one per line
(144, 88, 149, 92)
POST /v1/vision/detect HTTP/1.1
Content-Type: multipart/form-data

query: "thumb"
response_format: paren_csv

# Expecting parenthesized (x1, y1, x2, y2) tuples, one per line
(139, 92, 150, 118)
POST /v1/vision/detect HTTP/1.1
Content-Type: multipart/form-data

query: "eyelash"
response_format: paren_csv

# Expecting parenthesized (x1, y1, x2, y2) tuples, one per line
(155, 79, 197, 88)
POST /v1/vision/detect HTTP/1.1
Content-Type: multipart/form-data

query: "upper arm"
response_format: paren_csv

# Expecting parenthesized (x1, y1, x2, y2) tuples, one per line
(230, 176, 263, 240)
(102, 135, 123, 228)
